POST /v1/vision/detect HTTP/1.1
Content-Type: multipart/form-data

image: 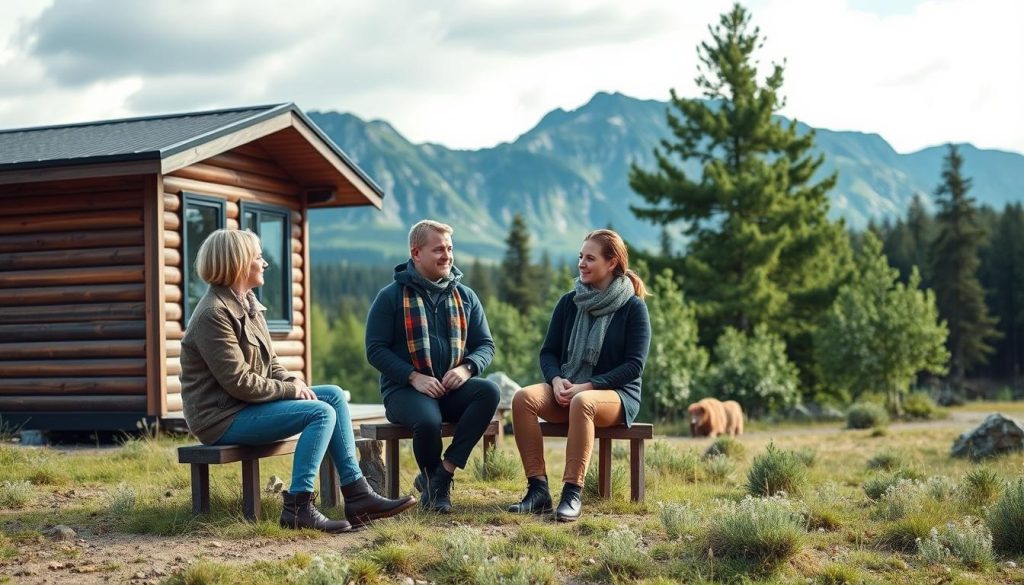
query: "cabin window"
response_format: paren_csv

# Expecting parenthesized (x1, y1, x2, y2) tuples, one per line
(182, 193, 226, 326)
(240, 203, 293, 332)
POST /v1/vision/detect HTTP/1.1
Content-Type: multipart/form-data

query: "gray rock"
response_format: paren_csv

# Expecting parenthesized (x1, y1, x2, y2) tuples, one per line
(265, 475, 284, 494)
(486, 372, 521, 409)
(47, 525, 76, 541)
(357, 440, 386, 494)
(951, 413, 1024, 459)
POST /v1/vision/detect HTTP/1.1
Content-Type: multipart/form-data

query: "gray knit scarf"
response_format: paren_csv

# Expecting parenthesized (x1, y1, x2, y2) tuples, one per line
(560, 275, 634, 383)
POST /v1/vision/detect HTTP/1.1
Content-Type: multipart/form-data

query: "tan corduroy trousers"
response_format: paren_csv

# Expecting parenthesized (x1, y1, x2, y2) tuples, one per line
(511, 383, 624, 486)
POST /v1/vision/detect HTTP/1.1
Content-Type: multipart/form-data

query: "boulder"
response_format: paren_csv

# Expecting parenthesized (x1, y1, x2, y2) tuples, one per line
(486, 372, 521, 410)
(951, 413, 1024, 459)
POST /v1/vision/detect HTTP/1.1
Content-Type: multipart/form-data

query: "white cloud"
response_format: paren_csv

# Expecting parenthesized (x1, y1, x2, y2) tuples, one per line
(0, 0, 1020, 155)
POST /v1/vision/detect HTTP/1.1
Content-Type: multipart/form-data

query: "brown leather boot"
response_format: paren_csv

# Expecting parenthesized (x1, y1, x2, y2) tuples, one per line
(280, 491, 354, 533)
(341, 477, 416, 527)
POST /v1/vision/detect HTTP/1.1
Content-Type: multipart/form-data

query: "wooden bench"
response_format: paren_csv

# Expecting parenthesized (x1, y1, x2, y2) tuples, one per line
(540, 422, 653, 502)
(360, 419, 500, 498)
(177, 438, 347, 521)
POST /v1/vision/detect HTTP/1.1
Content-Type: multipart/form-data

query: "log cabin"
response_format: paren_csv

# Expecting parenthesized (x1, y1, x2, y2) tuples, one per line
(0, 104, 383, 431)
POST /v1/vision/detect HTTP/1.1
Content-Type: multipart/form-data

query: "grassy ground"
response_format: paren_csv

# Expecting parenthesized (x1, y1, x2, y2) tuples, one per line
(3, 403, 1024, 584)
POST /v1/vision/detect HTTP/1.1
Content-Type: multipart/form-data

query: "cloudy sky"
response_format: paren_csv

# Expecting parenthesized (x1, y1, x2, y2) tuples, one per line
(1, 0, 1021, 154)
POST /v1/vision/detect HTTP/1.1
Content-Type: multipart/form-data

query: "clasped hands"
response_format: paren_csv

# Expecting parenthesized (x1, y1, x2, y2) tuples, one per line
(551, 376, 592, 406)
(410, 364, 472, 398)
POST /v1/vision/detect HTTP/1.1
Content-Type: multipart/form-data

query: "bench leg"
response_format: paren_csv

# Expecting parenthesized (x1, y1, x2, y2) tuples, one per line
(598, 438, 612, 498)
(385, 439, 400, 499)
(319, 457, 341, 508)
(630, 439, 645, 502)
(241, 459, 261, 522)
(190, 463, 210, 516)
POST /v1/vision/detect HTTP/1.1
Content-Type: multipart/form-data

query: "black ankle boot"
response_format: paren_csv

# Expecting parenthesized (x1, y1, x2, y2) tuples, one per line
(422, 465, 454, 513)
(413, 471, 426, 493)
(555, 483, 582, 522)
(508, 476, 552, 514)
(341, 477, 417, 528)
(280, 491, 353, 533)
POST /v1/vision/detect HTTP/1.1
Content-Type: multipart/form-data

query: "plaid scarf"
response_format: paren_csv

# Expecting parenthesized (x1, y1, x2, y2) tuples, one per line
(403, 286, 467, 377)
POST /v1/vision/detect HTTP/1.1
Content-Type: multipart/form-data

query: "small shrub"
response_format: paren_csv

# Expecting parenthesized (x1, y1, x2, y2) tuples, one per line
(940, 518, 993, 568)
(794, 446, 817, 468)
(106, 483, 138, 516)
(573, 516, 618, 537)
(880, 514, 933, 552)
(746, 443, 808, 496)
(902, 392, 940, 420)
(509, 524, 572, 551)
(867, 449, 903, 471)
(583, 461, 629, 499)
(703, 436, 745, 460)
(434, 525, 488, 583)
(863, 469, 922, 500)
(646, 441, 700, 480)
(475, 558, 556, 585)
(470, 448, 519, 481)
(806, 484, 846, 531)
(303, 554, 356, 585)
(598, 527, 649, 578)
(847, 402, 889, 429)
(959, 468, 1003, 506)
(917, 528, 950, 565)
(986, 477, 1024, 553)
(368, 544, 421, 575)
(612, 443, 629, 460)
(816, 563, 866, 584)
(702, 454, 735, 483)
(659, 502, 701, 540)
(924, 475, 957, 502)
(873, 479, 924, 521)
(0, 480, 32, 509)
(703, 496, 804, 571)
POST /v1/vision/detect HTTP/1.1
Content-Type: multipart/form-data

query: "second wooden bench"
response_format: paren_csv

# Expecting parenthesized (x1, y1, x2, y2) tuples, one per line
(540, 422, 653, 502)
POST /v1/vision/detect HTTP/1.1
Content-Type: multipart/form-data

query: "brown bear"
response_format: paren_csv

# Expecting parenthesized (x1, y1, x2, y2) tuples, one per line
(722, 400, 744, 436)
(688, 398, 727, 438)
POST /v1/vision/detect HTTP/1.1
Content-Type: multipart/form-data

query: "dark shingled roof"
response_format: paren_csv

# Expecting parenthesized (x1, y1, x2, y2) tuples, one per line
(0, 103, 382, 196)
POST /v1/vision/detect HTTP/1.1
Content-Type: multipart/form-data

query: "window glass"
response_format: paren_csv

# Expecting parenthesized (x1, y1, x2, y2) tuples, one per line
(183, 195, 225, 325)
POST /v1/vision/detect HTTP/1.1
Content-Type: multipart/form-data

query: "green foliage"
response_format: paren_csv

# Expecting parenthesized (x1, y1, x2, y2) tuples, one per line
(0, 480, 31, 509)
(930, 144, 1001, 389)
(986, 477, 1024, 553)
(598, 527, 650, 578)
(793, 447, 817, 468)
(815, 564, 866, 585)
(816, 233, 949, 412)
(863, 470, 923, 500)
(702, 324, 801, 417)
(978, 202, 1024, 381)
(703, 496, 805, 572)
(499, 214, 538, 315)
(645, 441, 700, 481)
(902, 392, 941, 420)
(642, 268, 707, 420)
(433, 525, 489, 584)
(846, 402, 889, 429)
(106, 482, 138, 516)
(483, 298, 543, 385)
(629, 3, 850, 388)
(746, 443, 808, 496)
(583, 461, 629, 499)
(880, 513, 934, 552)
(470, 448, 520, 482)
(702, 454, 736, 482)
(919, 519, 994, 569)
(703, 436, 746, 460)
(959, 468, 1003, 506)
(309, 303, 381, 403)
(867, 449, 903, 471)
(659, 501, 701, 540)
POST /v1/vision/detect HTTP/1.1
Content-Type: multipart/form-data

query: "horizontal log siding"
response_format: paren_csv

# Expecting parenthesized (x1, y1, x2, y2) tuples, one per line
(0, 181, 148, 413)
(163, 150, 309, 413)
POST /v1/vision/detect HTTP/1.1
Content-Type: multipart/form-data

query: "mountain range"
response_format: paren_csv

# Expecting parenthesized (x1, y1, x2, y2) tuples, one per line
(307, 92, 1024, 265)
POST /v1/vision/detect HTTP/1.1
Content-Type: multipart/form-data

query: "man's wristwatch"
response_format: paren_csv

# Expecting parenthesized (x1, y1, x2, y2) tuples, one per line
(464, 362, 476, 376)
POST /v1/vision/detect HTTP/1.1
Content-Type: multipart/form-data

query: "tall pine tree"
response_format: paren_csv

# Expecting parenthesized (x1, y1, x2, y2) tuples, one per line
(929, 144, 1000, 390)
(628, 3, 849, 385)
(499, 214, 536, 314)
(982, 204, 1024, 381)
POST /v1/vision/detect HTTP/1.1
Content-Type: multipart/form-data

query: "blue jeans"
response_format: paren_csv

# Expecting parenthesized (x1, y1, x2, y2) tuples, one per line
(214, 385, 363, 493)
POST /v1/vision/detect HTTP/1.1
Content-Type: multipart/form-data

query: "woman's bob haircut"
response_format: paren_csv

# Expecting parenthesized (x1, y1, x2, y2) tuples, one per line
(195, 229, 261, 287)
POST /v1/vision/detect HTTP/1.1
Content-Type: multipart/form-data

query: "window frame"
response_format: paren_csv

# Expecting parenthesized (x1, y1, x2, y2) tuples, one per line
(239, 201, 294, 332)
(181, 192, 227, 326)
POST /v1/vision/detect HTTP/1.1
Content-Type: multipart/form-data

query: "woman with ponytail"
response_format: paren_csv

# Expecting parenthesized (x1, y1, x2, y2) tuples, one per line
(508, 229, 651, 521)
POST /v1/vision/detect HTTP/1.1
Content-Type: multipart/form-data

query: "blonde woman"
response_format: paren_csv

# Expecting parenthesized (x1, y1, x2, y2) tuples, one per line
(509, 229, 651, 521)
(181, 229, 415, 532)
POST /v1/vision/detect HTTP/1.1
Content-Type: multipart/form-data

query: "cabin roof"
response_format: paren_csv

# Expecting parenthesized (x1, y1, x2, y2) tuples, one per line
(0, 103, 383, 205)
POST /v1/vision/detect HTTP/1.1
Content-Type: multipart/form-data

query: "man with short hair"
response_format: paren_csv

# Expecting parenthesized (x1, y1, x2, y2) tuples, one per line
(365, 220, 500, 512)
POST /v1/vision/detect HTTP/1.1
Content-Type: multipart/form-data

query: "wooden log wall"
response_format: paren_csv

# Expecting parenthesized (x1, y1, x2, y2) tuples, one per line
(163, 144, 309, 414)
(0, 178, 148, 414)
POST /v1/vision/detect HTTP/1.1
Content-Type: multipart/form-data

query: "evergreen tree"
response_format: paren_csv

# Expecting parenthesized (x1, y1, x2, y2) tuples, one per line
(929, 144, 1000, 390)
(467, 257, 496, 302)
(905, 194, 934, 285)
(981, 204, 1024, 381)
(499, 214, 535, 314)
(628, 3, 850, 379)
(816, 233, 948, 412)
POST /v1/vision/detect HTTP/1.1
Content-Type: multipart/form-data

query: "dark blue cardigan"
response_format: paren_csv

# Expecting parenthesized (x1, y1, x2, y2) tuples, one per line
(539, 292, 651, 426)
(365, 264, 495, 400)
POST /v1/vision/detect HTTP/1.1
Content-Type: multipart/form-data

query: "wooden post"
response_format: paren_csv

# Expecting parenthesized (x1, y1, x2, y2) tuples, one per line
(190, 464, 210, 515)
(241, 459, 261, 521)
(144, 174, 168, 417)
(319, 457, 340, 508)
(385, 439, 400, 499)
(598, 437, 612, 498)
(630, 438, 645, 502)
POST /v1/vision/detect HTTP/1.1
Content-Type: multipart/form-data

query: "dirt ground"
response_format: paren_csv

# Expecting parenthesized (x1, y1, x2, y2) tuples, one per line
(0, 408, 1005, 584)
